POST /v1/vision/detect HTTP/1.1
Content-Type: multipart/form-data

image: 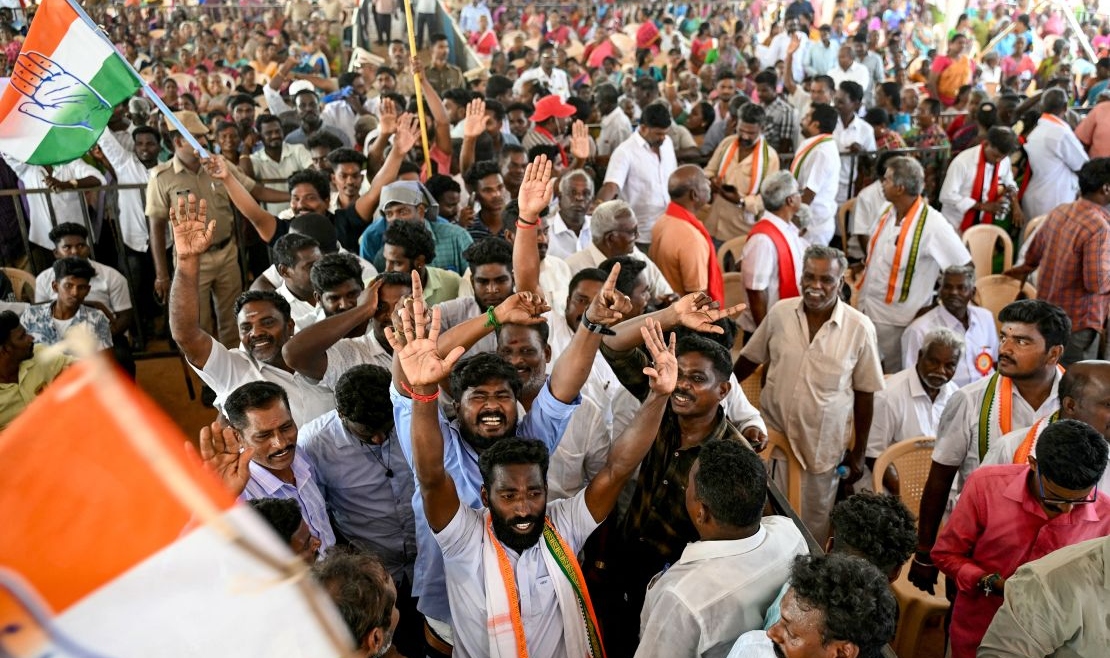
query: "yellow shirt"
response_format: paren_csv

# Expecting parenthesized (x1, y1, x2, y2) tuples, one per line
(702, 135, 780, 241)
(0, 345, 73, 429)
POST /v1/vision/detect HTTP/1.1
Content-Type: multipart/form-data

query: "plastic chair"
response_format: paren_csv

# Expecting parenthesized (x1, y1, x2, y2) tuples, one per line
(871, 436, 950, 658)
(759, 428, 803, 517)
(961, 224, 1013, 279)
(717, 236, 747, 272)
(738, 364, 763, 413)
(2, 267, 35, 303)
(722, 271, 746, 311)
(1021, 213, 1047, 245)
(836, 198, 855, 251)
(975, 275, 1037, 331)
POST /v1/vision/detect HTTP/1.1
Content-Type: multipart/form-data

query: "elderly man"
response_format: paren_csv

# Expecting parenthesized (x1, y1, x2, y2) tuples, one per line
(313, 550, 402, 658)
(857, 157, 971, 373)
(565, 201, 675, 304)
(790, 104, 841, 245)
(735, 246, 885, 543)
(649, 166, 724, 301)
(939, 126, 1021, 231)
(1021, 89, 1089, 219)
(547, 169, 594, 259)
(739, 171, 806, 337)
(704, 103, 781, 241)
(598, 103, 679, 250)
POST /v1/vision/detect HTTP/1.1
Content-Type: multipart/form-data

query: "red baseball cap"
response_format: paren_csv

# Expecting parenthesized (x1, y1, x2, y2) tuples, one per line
(531, 95, 577, 123)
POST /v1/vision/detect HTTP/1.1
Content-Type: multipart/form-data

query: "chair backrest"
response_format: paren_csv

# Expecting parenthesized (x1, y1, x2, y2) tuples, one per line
(961, 224, 1013, 279)
(1022, 214, 1047, 245)
(837, 198, 855, 251)
(718, 236, 747, 272)
(872, 436, 936, 516)
(738, 364, 763, 413)
(974, 274, 1037, 331)
(723, 271, 746, 312)
(2, 267, 35, 303)
(760, 428, 803, 516)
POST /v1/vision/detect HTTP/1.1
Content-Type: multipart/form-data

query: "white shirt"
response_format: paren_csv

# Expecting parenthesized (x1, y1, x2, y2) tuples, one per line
(547, 393, 610, 501)
(547, 212, 592, 260)
(939, 145, 1016, 229)
(435, 492, 599, 658)
(769, 31, 808, 82)
(603, 131, 678, 242)
(275, 283, 321, 333)
(848, 180, 886, 260)
(739, 213, 804, 333)
(436, 295, 498, 357)
(740, 298, 886, 473)
(563, 242, 675, 301)
(2, 154, 106, 249)
(858, 202, 970, 327)
(931, 367, 1062, 493)
(833, 117, 876, 203)
(982, 420, 1110, 494)
(902, 304, 999, 389)
(457, 256, 573, 315)
(513, 66, 572, 100)
(660, 29, 690, 57)
(598, 107, 634, 157)
(726, 631, 778, 658)
(34, 260, 132, 314)
(97, 130, 152, 252)
(636, 517, 808, 658)
(260, 247, 378, 288)
(320, 100, 363, 147)
(1021, 115, 1089, 219)
(868, 367, 957, 458)
(321, 330, 393, 389)
(791, 134, 841, 245)
(827, 61, 872, 92)
(249, 144, 314, 215)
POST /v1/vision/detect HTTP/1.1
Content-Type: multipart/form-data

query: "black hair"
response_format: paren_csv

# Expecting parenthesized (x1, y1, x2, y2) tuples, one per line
(132, 124, 161, 142)
(287, 168, 331, 201)
(830, 492, 917, 577)
(375, 66, 397, 80)
(443, 87, 475, 108)
(864, 107, 890, 127)
(289, 213, 338, 253)
(254, 112, 282, 133)
(234, 290, 292, 321)
(920, 97, 942, 115)
(640, 103, 672, 129)
(272, 233, 320, 269)
(506, 101, 534, 116)
(497, 320, 551, 346)
(463, 236, 513, 271)
(811, 103, 839, 133)
(567, 267, 608, 297)
(477, 437, 549, 490)
(997, 300, 1072, 350)
(692, 440, 766, 527)
(839, 80, 865, 104)
(310, 252, 364, 294)
(1078, 158, 1110, 195)
(52, 256, 95, 282)
(598, 256, 648, 297)
(528, 144, 561, 163)
(224, 381, 290, 431)
(486, 74, 514, 100)
(384, 220, 437, 263)
(0, 310, 18, 345)
(1037, 419, 1109, 490)
(398, 161, 423, 177)
(228, 93, 255, 111)
(373, 271, 413, 289)
(464, 160, 503, 191)
(337, 71, 360, 89)
(449, 351, 523, 403)
(425, 174, 462, 199)
(567, 96, 591, 123)
(312, 547, 397, 646)
(753, 68, 778, 87)
(879, 81, 902, 110)
(48, 222, 89, 245)
(690, 100, 715, 127)
(334, 364, 394, 434)
(484, 98, 506, 122)
(247, 497, 302, 545)
(676, 334, 732, 382)
(431, 33, 449, 45)
(788, 554, 898, 658)
(985, 125, 1019, 155)
(812, 75, 835, 94)
(326, 147, 367, 167)
(715, 69, 737, 83)
(738, 102, 766, 125)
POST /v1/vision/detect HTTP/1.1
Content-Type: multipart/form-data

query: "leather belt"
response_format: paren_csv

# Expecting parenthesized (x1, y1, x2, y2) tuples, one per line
(205, 236, 232, 253)
(424, 621, 453, 655)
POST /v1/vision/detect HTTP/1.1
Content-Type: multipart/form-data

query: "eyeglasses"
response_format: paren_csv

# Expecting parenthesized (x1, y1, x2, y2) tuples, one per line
(608, 227, 639, 239)
(1036, 468, 1098, 506)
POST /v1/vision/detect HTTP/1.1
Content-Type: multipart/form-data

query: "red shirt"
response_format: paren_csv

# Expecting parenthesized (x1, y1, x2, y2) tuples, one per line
(933, 464, 1110, 658)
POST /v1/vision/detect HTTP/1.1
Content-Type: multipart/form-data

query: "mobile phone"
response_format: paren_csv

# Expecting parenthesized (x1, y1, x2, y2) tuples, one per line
(721, 184, 738, 194)
(176, 189, 191, 197)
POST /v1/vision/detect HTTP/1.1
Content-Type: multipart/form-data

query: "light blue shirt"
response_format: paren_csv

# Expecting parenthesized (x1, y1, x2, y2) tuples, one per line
(804, 40, 838, 77)
(20, 302, 112, 350)
(242, 450, 336, 556)
(390, 379, 580, 623)
(299, 410, 416, 583)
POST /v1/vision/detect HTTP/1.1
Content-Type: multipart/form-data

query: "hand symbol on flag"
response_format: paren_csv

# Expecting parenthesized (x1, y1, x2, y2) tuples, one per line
(11, 51, 110, 130)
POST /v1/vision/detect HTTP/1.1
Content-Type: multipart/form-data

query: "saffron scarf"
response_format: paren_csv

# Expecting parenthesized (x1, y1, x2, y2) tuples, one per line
(1013, 411, 1060, 465)
(978, 366, 1065, 461)
(666, 201, 725, 303)
(718, 136, 771, 197)
(748, 218, 800, 299)
(859, 198, 930, 304)
(790, 134, 834, 179)
(483, 516, 605, 658)
(960, 146, 1000, 232)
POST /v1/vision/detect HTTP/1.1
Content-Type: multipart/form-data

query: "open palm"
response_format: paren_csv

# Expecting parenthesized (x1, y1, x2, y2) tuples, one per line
(170, 194, 214, 257)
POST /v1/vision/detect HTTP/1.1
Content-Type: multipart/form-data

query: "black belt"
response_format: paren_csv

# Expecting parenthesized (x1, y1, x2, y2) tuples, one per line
(205, 236, 232, 253)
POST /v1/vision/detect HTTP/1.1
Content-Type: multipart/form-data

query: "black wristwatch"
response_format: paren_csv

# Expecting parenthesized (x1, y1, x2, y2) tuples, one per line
(581, 313, 616, 336)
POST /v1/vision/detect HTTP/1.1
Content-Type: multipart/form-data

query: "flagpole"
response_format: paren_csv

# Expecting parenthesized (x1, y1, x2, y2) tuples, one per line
(59, 0, 210, 157)
(402, 0, 433, 174)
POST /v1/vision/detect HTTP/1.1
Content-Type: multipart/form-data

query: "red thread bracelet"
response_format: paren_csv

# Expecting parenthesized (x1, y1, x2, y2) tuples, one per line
(515, 220, 538, 230)
(401, 382, 440, 403)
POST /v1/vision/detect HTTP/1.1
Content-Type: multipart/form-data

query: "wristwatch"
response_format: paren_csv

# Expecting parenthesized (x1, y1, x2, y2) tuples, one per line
(737, 197, 746, 210)
(581, 313, 616, 336)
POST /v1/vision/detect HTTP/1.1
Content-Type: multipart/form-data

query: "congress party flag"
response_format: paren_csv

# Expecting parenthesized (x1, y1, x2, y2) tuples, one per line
(0, 0, 141, 165)
(0, 356, 351, 657)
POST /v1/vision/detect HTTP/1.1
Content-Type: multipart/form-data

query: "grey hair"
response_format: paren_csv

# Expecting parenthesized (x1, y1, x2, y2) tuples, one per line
(559, 169, 595, 198)
(886, 156, 925, 196)
(590, 200, 634, 245)
(921, 326, 966, 359)
(942, 263, 977, 281)
(762, 171, 800, 211)
(803, 244, 849, 274)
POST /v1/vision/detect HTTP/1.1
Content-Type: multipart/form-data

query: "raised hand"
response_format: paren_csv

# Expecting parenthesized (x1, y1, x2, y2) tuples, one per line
(462, 97, 487, 139)
(202, 153, 229, 180)
(670, 291, 746, 334)
(358, 276, 384, 312)
(569, 119, 591, 161)
(193, 420, 254, 496)
(170, 193, 214, 258)
(788, 33, 801, 55)
(641, 317, 678, 396)
(379, 97, 398, 135)
(394, 112, 420, 153)
(12, 52, 111, 130)
(385, 270, 464, 387)
(495, 291, 551, 325)
(518, 154, 556, 221)
(585, 261, 632, 327)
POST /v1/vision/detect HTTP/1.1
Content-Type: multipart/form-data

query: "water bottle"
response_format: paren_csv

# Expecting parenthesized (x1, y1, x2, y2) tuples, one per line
(836, 464, 850, 479)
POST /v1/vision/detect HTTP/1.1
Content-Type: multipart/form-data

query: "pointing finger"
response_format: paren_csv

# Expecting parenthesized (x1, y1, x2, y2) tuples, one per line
(602, 261, 621, 292)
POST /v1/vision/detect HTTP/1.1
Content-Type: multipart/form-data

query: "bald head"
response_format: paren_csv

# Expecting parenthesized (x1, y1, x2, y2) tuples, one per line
(668, 164, 711, 210)
(1059, 360, 1110, 440)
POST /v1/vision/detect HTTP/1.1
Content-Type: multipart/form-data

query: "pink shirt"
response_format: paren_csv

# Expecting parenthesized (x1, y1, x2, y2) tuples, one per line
(1076, 101, 1110, 159)
(932, 464, 1110, 658)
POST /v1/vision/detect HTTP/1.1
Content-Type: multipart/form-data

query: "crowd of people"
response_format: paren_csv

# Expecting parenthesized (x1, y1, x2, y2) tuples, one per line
(3, 0, 1110, 656)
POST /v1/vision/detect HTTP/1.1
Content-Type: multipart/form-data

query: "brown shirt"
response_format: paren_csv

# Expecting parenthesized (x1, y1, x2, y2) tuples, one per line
(424, 62, 466, 95)
(145, 155, 255, 244)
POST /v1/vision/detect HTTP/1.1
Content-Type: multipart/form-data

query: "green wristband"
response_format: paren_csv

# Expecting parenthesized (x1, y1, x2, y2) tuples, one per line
(485, 306, 501, 330)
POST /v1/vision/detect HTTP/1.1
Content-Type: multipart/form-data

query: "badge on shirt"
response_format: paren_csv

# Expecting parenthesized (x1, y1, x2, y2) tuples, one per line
(975, 348, 994, 376)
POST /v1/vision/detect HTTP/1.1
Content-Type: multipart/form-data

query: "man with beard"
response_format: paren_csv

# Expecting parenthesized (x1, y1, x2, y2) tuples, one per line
(521, 95, 577, 167)
(704, 103, 781, 242)
(735, 246, 885, 543)
(910, 300, 1070, 596)
(272, 233, 323, 332)
(395, 288, 676, 657)
(514, 41, 571, 100)
(902, 264, 999, 388)
(324, 147, 368, 210)
(382, 221, 461, 305)
(387, 258, 631, 656)
(242, 114, 313, 216)
(436, 237, 515, 358)
(547, 169, 594, 260)
(169, 194, 335, 427)
(360, 180, 475, 274)
(0, 311, 73, 429)
(309, 252, 367, 328)
(285, 88, 353, 148)
(313, 549, 402, 658)
(463, 160, 510, 241)
(196, 380, 335, 556)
